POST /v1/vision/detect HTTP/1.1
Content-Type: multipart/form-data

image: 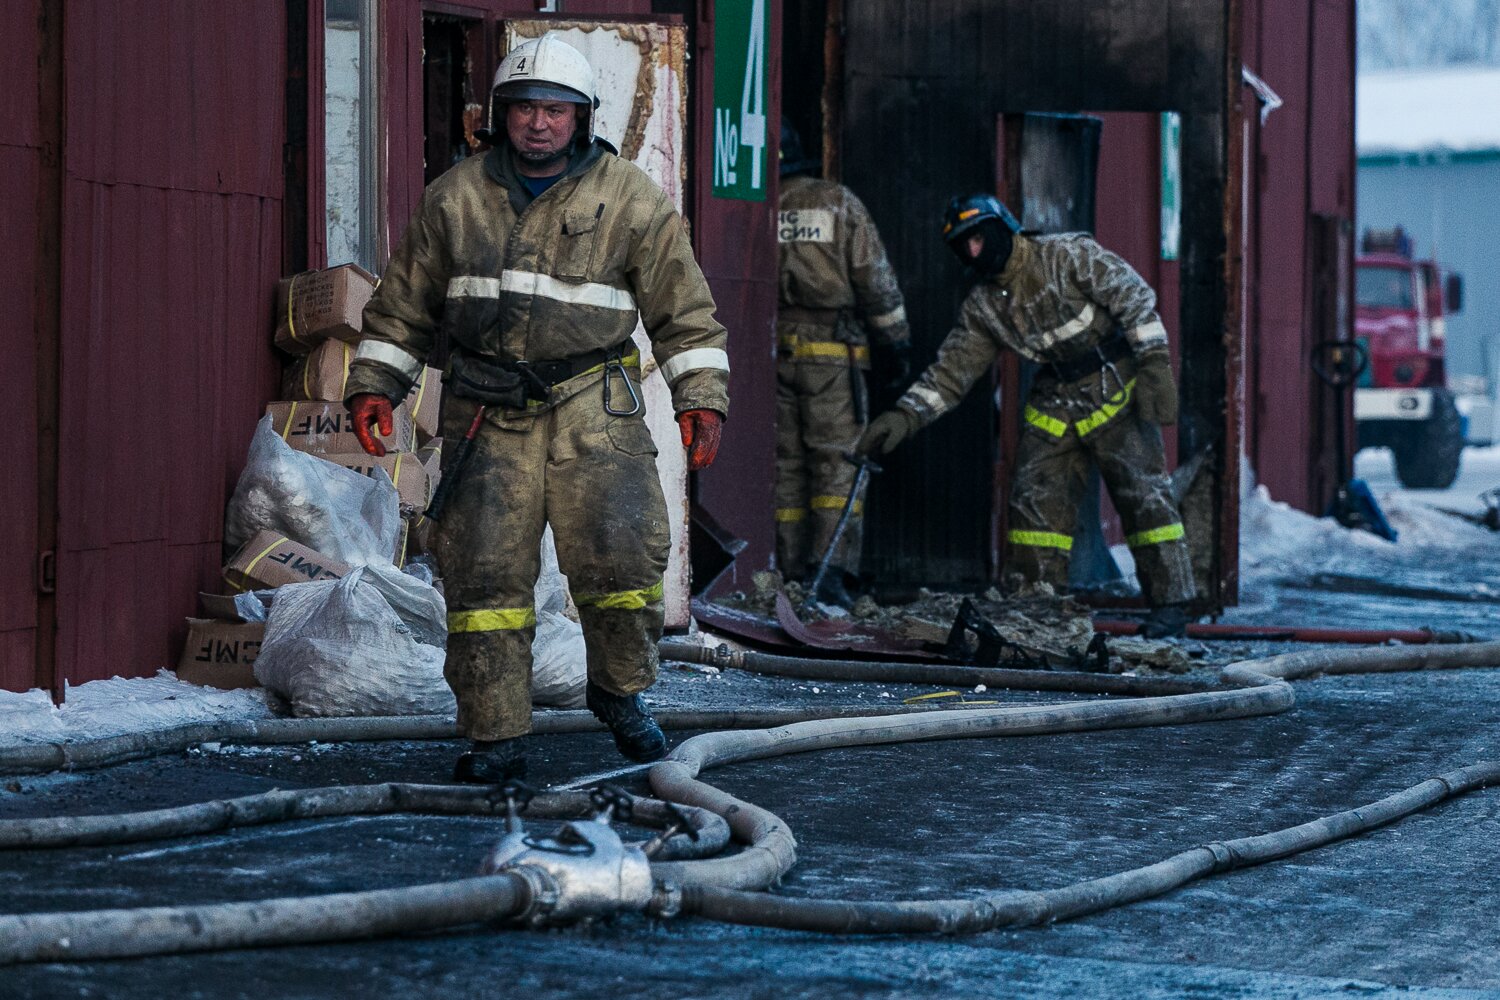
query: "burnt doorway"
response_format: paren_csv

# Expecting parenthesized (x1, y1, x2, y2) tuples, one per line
(781, 0, 831, 178)
(422, 13, 487, 186)
(995, 112, 1123, 593)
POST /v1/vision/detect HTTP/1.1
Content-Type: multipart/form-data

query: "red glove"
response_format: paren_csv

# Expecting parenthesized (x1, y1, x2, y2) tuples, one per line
(348, 393, 394, 457)
(677, 409, 723, 471)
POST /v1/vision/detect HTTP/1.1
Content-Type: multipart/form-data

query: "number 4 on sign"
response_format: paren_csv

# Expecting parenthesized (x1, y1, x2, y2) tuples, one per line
(739, 0, 766, 189)
(715, 108, 738, 186)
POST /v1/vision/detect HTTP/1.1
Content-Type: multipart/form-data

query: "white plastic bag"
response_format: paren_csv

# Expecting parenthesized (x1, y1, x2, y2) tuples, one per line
(225, 415, 400, 567)
(530, 527, 586, 707)
(254, 567, 455, 717)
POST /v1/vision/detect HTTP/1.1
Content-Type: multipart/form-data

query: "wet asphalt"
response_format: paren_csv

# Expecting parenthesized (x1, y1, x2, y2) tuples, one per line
(5, 448, 1500, 999)
(3, 658, 1499, 999)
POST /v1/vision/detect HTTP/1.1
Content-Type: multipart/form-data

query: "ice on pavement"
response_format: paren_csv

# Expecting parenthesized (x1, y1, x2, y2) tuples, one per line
(0, 671, 277, 749)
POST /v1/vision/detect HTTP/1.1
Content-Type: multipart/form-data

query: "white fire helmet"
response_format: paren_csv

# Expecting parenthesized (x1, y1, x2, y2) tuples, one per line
(480, 33, 600, 145)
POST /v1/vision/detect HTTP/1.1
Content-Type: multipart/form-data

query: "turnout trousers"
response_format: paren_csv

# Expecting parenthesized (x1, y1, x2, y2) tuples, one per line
(1005, 367, 1196, 606)
(433, 366, 669, 741)
(774, 356, 868, 578)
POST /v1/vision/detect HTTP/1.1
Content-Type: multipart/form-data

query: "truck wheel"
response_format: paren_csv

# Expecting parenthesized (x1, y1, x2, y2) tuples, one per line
(1393, 390, 1464, 489)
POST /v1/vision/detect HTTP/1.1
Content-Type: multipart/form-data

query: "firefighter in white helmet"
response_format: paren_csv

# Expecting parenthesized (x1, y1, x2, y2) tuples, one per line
(345, 33, 730, 781)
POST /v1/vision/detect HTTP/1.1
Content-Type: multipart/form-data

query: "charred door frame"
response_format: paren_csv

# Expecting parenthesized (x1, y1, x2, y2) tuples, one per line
(836, 0, 1245, 609)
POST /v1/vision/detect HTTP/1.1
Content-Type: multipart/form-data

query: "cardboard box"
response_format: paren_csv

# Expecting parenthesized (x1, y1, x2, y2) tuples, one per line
(177, 618, 266, 689)
(198, 591, 270, 622)
(273, 263, 378, 355)
(393, 519, 410, 567)
(282, 338, 357, 401)
(265, 399, 415, 455)
(282, 339, 444, 439)
(223, 530, 351, 592)
(406, 367, 443, 444)
(318, 448, 441, 517)
(406, 514, 436, 561)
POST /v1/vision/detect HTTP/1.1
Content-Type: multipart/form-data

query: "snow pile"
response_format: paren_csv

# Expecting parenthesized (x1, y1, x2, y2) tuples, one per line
(0, 671, 277, 749)
(1239, 481, 1499, 586)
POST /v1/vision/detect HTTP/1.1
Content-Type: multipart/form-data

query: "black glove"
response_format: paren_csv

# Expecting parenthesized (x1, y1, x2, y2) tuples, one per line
(883, 341, 913, 391)
(1133, 349, 1179, 426)
(858, 409, 921, 455)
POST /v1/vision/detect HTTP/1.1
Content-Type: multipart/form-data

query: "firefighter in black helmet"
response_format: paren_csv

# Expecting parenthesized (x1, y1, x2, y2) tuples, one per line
(861, 193, 1196, 637)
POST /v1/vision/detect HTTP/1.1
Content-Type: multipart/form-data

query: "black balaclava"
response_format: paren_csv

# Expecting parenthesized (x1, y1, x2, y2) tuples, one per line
(952, 218, 1014, 278)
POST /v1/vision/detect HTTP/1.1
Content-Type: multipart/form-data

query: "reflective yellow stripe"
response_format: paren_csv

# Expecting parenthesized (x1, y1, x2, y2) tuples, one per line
(1024, 406, 1068, 437)
(1008, 529, 1073, 551)
(775, 507, 807, 523)
(572, 349, 639, 381)
(810, 495, 863, 515)
(1075, 378, 1137, 437)
(1126, 523, 1186, 547)
(448, 607, 537, 632)
(783, 341, 869, 363)
(574, 578, 665, 611)
(778, 334, 868, 361)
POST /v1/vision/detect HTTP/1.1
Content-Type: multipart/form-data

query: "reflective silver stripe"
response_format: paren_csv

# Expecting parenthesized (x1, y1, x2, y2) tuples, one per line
(1128, 319, 1169, 348)
(1034, 303, 1096, 351)
(353, 340, 424, 381)
(446, 272, 637, 312)
(902, 384, 948, 416)
(660, 347, 731, 383)
(447, 276, 502, 298)
(868, 305, 907, 330)
(501, 270, 636, 312)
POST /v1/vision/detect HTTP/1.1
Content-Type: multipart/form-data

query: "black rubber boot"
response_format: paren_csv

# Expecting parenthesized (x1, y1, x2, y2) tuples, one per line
(453, 737, 528, 784)
(809, 567, 856, 609)
(585, 682, 667, 763)
(1140, 603, 1194, 639)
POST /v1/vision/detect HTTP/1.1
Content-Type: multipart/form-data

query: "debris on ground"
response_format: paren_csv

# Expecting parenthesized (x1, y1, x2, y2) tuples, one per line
(712, 573, 1201, 674)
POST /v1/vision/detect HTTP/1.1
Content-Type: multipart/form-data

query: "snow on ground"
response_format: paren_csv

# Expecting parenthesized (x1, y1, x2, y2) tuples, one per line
(0, 671, 277, 750)
(1227, 446, 1500, 630)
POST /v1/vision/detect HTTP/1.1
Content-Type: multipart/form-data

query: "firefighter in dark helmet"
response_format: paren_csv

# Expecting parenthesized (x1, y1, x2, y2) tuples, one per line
(861, 193, 1195, 637)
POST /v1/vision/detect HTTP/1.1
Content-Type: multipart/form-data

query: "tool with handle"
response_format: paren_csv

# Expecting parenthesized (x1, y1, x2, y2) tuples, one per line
(801, 450, 881, 614)
(425, 405, 487, 521)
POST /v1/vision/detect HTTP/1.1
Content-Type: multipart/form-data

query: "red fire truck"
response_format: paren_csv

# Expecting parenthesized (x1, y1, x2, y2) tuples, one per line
(1354, 226, 1466, 489)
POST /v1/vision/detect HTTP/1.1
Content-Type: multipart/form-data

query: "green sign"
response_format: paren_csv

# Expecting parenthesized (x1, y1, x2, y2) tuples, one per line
(712, 0, 769, 201)
(1160, 112, 1181, 261)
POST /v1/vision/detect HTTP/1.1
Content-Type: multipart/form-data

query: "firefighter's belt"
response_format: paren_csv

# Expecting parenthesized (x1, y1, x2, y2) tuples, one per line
(777, 334, 869, 364)
(1041, 331, 1132, 383)
(449, 340, 637, 407)
(779, 305, 845, 324)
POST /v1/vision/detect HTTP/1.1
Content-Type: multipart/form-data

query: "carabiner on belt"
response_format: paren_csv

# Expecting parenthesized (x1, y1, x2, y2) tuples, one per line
(1099, 354, 1128, 404)
(602, 356, 642, 416)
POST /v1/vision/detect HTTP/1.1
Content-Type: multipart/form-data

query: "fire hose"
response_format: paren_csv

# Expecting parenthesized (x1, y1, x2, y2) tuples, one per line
(0, 640, 1497, 963)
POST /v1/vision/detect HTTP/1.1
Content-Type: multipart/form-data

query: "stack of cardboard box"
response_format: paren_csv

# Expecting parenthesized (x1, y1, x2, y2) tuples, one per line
(180, 264, 444, 689)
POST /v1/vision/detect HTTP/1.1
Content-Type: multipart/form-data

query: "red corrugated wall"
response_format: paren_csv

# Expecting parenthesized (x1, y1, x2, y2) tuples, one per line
(44, 2, 284, 690)
(1240, 0, 1355, 511)
(0, 1, 45, 692)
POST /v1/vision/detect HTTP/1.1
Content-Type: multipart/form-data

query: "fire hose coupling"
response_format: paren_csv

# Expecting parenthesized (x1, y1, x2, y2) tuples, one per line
(479, 783, 655, 925)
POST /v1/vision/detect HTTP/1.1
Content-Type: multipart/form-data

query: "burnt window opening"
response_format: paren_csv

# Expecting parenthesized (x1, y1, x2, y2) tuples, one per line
(423, 15, 480, 186)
